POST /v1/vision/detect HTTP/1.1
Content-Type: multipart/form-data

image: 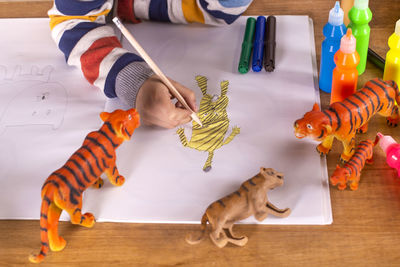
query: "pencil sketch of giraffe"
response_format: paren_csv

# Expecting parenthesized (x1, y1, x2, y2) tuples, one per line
(177, 75, 240, 172)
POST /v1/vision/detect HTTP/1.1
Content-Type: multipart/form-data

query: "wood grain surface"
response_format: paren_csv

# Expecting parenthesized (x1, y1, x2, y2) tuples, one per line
(1, 0, 400, 266)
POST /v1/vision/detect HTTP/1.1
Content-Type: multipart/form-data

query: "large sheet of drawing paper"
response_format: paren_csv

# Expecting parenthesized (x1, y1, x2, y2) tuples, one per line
(0, 17, 332, 225)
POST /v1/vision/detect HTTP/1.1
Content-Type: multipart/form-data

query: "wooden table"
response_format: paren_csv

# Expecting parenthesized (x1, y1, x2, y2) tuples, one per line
(1, 0, 400, 265)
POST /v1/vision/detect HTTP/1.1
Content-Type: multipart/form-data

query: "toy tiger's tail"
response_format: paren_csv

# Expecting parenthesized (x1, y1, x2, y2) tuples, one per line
(185, 213, 208, 245)
(29, 189, 51, 263)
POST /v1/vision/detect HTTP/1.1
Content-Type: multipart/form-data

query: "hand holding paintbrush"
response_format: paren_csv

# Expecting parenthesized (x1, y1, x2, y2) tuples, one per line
(113, 17, 202, 127)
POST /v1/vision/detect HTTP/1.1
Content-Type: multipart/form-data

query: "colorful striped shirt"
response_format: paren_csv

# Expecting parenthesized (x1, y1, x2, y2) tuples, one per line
(48, 0, 253, 107)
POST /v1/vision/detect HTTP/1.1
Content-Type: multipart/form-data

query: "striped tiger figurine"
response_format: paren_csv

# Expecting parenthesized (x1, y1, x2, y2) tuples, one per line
(294, 78, 399, 162)
(177, 75, 240, 171)
(330, 139, 377, 190)
(29, 109, 140, 263)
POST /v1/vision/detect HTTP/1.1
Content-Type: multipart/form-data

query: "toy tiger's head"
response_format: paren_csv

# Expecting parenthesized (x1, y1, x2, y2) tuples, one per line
(259, 167, 284, 190)
(100, 109, 140, 141)
(293, 103, 332, 141)
(330, 165, 349, 190)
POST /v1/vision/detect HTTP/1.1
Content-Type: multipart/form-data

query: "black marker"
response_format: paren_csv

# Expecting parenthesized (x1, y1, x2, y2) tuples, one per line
(264, 16, 276, 72)
(367, 48, 385, 71)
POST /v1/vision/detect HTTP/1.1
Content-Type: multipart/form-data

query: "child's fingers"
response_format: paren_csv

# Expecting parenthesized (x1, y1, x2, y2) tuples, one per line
(169, 78, 198, 112)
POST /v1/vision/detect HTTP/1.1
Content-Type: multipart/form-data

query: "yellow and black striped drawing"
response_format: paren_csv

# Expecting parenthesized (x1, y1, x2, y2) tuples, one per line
(177, 75, 240, 172)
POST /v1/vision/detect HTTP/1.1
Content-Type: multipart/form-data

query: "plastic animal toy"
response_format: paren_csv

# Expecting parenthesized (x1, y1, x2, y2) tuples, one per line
(29, 109, 140, 263)
(177, 75, 240, 171)
(330, 138, 376, 190)
(294, 78, 399, 163)
(186, 167, 291, 248)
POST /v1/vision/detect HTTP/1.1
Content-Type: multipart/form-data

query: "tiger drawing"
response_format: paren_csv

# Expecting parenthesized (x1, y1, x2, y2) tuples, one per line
(330, 139, 376, 190)
(294, 78, 399, 162)
(29, 109, 140, 263)
(177, 75, 240, 172)
(186, 167, 291, 248)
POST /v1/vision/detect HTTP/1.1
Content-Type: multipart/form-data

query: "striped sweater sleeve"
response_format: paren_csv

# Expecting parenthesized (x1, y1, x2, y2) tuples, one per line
(48, 0, 154, 108)
(132, 0, 253, 25)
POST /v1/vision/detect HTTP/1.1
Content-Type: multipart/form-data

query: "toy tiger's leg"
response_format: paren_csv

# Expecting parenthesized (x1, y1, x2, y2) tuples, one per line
(357, 123, 369, 134)
(224, 224, 248, 247)
(176, 128, 188, 147)
(340, 136, 356, 163)
(209, 226, 229, 248)
(349, 175, 360, 191)
(203, 151, 214, 172)
(222, 126, 240, 145)
(265, 202, 291, 218)
(54, 194, 95, 228)
(254, 209, 269, 221)
(317, 135, 334, 155)
(104, 162, 125, 186)
(47, 203, 66, 252)
(387, 105, 400, 127)
(91, 178, 104, 189)
(366, 154, 374, 165)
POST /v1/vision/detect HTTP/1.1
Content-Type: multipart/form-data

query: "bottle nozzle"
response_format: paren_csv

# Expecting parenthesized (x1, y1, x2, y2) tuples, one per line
(328, 1, 344, 26)
(340, 28, 356, 54)
(377, 132, 397, 155)
(354, 0, 369, 9)
(334, 1, 340, 13)
(395, 19, 400, 36)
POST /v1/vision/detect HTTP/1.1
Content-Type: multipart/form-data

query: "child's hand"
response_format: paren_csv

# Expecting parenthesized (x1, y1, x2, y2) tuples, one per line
(135, 75, 197, 128)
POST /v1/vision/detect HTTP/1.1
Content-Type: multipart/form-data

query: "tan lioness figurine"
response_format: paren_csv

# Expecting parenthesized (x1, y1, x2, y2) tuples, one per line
(186, 167, 291, 248)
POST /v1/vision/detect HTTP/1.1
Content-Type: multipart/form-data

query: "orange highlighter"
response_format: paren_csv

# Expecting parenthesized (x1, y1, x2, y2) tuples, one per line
(330, 28, 360, 104)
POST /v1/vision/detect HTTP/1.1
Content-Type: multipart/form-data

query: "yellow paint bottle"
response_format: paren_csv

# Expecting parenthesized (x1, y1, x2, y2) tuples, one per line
(383, 19, 400, 85)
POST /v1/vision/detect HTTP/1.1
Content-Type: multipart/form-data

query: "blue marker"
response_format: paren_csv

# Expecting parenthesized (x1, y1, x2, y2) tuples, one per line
(252, 16, 266, 72)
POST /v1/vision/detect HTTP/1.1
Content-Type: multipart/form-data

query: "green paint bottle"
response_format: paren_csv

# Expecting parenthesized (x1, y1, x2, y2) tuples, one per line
(348, 0, 372, 75)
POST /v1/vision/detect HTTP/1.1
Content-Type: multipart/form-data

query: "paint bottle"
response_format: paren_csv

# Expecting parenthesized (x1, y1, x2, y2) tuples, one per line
(341, 0, 354, 26)
(377, 132, 400, 177)
(383, 19, 400, 86)
(319, 1, 346, 93)
(330, 28, 360, 104)
(348, 0, 372, 75)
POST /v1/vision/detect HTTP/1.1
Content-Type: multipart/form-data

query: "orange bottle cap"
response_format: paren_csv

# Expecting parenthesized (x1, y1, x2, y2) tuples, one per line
(340, 28, 356, 54)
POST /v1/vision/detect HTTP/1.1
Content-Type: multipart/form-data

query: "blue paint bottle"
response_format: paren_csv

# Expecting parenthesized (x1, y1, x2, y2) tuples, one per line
(319, 1, 346, 93)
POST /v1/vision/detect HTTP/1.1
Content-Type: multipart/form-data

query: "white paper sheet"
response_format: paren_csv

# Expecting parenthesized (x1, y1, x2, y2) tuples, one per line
(0, 17, 332, 225)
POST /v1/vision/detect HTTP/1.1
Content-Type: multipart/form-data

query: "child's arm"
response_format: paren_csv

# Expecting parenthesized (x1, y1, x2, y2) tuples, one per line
(129, 0, 254, 25)
(48, 0, 153, 109)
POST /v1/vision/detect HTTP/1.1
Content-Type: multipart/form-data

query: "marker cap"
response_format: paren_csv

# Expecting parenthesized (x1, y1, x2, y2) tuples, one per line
(395, 19, 400, 36)
(353, 0, 369, 9)
(328, 1, 344, 26)
(340, 28, 356, 54)
(377, 132, 397, 155)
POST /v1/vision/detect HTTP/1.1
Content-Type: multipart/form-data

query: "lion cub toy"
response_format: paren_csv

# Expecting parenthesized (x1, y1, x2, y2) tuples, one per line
(29, 109, 140, 263)
(186, 167, 291, 248)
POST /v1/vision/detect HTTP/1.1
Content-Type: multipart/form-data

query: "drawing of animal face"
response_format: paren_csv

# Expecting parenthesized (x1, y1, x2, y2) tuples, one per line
(199, 94, 229, 125)
(0, 82, 67, 134)
(260, 167, 284, 189)
(293, 103, 331, 141)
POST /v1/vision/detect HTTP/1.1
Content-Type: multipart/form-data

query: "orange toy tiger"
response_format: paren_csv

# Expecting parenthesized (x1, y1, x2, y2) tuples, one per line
(29, 109, 140, 263)
(294, 78, 399, 162)
(330, 139, 377, 190)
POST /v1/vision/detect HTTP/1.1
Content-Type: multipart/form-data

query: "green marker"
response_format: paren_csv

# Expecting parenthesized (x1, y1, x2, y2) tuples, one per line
(348, 0, 372, 75)
(238, 17, 256, 74)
